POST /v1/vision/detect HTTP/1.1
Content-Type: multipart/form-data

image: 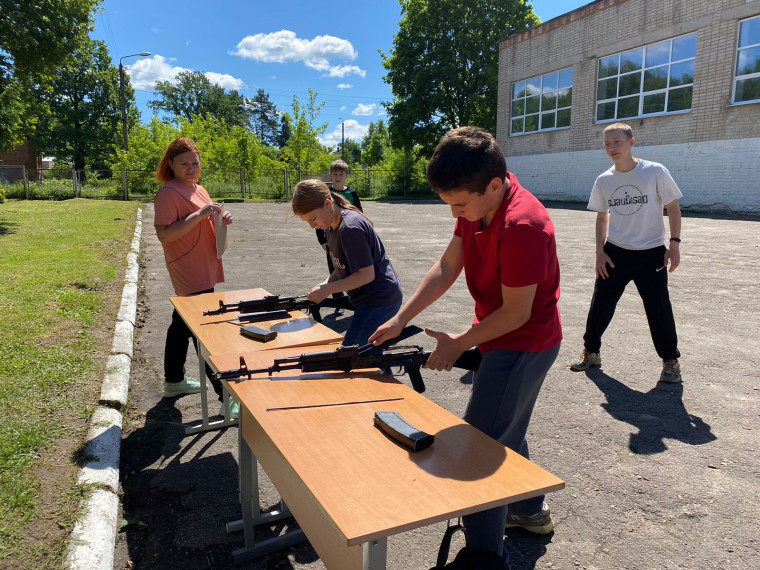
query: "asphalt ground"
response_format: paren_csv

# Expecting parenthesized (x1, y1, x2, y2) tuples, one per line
(114, 200, 759, 570)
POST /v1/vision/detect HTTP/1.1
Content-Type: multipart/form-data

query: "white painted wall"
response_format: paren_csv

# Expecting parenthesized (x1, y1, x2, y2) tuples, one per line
(507, 138, 760, 213)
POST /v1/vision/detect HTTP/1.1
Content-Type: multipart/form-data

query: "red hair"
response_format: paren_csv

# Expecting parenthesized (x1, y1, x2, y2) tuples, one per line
(155, 138, 201, 183)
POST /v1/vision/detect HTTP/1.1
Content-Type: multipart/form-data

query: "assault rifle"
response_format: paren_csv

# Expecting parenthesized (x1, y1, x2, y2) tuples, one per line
(215, 327, 482, 394)
(202, 294, 355, 324)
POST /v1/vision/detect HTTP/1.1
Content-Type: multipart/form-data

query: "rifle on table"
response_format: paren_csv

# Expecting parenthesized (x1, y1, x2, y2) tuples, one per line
(214, 327, 482, 394)
(202, 294, 355, 324)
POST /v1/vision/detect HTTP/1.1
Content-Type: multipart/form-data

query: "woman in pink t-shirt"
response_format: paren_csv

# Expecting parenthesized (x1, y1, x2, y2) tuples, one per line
(153, 138, 234, 415)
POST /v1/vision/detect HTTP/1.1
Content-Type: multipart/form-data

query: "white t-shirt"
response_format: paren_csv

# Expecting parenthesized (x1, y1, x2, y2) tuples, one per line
(588, 159, 683, 250)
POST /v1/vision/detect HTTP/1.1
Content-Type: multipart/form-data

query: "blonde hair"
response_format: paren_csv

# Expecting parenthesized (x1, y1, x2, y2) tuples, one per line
(603, 122, 634, 139)
(292, 179, 371, 224)
(155, 138, 201, 183)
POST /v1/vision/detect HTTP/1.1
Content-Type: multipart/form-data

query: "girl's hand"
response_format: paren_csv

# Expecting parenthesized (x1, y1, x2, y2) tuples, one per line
(222, 210, 233, 225)
(423, 328, 466, 371)
(307, 284, 331, 304)
(202, 203, 222, 218)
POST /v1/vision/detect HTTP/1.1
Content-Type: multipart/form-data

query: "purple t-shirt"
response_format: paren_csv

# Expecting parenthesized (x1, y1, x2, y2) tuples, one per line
(326, 209, 402, 307)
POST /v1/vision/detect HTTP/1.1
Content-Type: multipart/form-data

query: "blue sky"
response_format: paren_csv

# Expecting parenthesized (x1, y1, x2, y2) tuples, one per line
(92, 0, 590, 148)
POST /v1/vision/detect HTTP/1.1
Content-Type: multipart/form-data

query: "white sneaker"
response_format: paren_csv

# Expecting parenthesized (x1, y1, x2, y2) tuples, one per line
(163, 377, 201, 396)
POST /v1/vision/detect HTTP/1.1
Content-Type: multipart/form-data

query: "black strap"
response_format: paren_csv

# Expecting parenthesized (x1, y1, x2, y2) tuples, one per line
(436, 519, 465, 568)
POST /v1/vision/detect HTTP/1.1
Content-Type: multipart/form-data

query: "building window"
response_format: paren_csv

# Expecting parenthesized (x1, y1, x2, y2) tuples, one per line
(734, 16, 760, 104)
(595, 33, 697, 122)
(511, 68, 573, 135)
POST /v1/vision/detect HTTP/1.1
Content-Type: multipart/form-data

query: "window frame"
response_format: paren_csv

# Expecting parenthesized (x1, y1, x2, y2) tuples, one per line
(594, 32, 698, 123)
(732, 15, 760, 106)
(510, 67, 573, 136)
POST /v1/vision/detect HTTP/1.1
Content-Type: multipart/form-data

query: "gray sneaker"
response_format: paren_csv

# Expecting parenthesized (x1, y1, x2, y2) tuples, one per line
(570, 350, 601, 371)
(505, 503, 554, 534)
(659, 359, 682, 383)
(163, 377, 201, 396)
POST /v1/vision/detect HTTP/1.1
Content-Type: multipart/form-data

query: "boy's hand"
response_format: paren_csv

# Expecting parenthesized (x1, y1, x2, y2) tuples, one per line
(307, 284, 331, 304)
(423, 329, 465, 371)
(595, 251, 615, 279)
(369, 316, 405, 346)
(321, 243, 329, 252)
(665, 242, 680, 272)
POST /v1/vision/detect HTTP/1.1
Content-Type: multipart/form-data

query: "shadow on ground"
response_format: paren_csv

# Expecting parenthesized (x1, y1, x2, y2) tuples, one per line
(583, 367, 717, 454)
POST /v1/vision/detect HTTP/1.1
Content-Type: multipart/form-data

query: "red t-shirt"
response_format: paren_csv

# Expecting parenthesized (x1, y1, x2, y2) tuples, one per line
(454, 173, 562, 353)
(154, 180, 224, 296)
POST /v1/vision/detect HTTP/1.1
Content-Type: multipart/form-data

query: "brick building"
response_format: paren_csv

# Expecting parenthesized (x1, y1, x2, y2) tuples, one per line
(496, 0, 760, 212)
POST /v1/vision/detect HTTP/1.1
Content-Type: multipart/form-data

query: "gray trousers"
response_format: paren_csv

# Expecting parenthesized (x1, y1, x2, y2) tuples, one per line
(462, 343, 560, 555)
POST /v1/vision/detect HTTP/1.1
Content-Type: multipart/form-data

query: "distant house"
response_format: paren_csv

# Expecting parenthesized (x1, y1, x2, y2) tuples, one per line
(496, 0, 760, 213)
(0, 140, 42, 183)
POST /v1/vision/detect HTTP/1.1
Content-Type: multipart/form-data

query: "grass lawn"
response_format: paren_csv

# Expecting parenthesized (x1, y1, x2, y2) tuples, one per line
(0, 198, 140, 569)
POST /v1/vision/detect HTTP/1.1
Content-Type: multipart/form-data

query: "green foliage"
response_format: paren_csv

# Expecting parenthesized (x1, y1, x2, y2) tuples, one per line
(362, 120, 391, 167)
(0, 0, 100, 151)
(280, 89, 332, 179)
(246, 89, 280, 146)
(0, 188, 6, 203)
(149, 70, 250, 128)
(382, 0, 540, 153)
(32, 38, 122, 171)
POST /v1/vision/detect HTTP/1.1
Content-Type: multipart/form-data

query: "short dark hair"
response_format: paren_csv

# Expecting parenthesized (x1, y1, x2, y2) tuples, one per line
(426, 126, 507, 194)
(330, 159, 349, 174)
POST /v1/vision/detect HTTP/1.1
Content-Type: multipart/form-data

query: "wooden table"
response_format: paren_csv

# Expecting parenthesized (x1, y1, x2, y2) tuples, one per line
(170, 288, 343, 433)
(213, 346, 565, 568)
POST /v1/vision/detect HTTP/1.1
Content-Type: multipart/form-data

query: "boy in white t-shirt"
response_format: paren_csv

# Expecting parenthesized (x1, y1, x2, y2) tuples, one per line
(571, 122, 683, 383)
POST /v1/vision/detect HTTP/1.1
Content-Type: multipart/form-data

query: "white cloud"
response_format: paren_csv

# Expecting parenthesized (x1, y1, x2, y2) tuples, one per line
(232, 30, 365, 78)
(319, 119, 369, 147)
(337, 83, 352, 90)
(125, 55, 246, 91)
(352, 104, 377, 116)
(204, 72, 246, 91)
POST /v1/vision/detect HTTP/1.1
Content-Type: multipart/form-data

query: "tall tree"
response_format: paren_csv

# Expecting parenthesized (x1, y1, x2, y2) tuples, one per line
(0, 0, 100, 149)
(148, 70, 249, 128)
(34, 38, 122, 173)
(361, 120, 390, 167)
(382, 0, 539, 153)
(245, 89, 280, 146)
(280, 89, 330, 178)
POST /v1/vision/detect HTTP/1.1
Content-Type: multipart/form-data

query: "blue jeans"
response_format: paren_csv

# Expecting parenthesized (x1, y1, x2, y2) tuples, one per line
(462, 343, 560, 556)
(342, 300, 402, 346)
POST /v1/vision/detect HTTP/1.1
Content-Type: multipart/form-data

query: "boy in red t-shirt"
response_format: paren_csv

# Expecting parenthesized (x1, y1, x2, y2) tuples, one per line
(370, 127, 561, 570)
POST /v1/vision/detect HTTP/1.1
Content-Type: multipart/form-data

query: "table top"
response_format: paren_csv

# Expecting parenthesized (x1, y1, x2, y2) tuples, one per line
(222, 345, 565, 547)
(170, 288, 343, 354)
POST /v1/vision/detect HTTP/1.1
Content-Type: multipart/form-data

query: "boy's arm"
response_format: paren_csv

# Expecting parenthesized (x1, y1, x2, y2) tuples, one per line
(350, 189, 363, 212)
(595, 212, 614, 279)
(424, 283, 536, 371)
(369, 234, 464, 345)
(664, 199, 681, 272)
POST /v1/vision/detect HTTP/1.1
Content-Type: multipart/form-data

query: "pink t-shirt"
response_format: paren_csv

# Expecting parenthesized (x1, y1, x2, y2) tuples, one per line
(154, 180, 224, 296)
(454, 173, 562, 353)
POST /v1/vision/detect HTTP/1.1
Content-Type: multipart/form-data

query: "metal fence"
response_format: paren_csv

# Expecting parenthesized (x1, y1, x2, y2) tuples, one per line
(0, 165, 433, 201)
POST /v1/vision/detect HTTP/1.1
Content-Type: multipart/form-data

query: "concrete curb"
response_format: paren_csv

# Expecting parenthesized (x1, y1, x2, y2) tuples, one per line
(64, 208, 143, 570)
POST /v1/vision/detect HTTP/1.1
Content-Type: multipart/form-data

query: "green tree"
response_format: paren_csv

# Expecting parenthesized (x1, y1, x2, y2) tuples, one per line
(340, 138, 362, 165)
(275, 115, 292, 149)
(382, 0, 539, 153)
(33, 38, 122, 173)
(280, 89, 330, 178)
(0, 0, 100, 149)
(361, 120, 390, 167)
(148, 70, 249, 128)
(245, 89, 280, 146)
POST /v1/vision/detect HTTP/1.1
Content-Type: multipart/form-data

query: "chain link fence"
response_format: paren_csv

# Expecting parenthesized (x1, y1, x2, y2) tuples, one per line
(0, 165, 433, 201)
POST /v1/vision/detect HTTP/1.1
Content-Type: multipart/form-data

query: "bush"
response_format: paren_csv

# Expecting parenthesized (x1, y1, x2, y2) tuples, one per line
(0, 188, 5, 203)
